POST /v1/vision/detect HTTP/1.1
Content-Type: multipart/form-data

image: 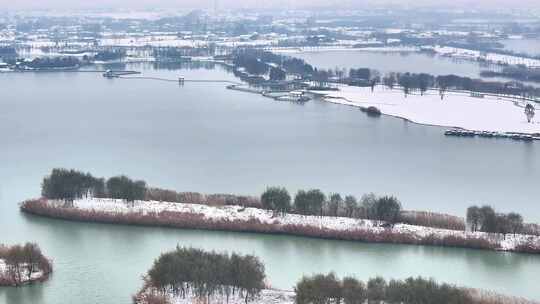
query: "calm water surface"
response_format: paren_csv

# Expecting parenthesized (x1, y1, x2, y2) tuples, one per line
(1, 63, 540, 303)
(501, 39, 540, 57)
(291, 50, 496, 77)
(292, 50, 540, 87)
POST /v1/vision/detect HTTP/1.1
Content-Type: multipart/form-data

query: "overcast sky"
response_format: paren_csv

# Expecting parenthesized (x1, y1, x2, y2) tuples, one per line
(0, 0, 538, 10)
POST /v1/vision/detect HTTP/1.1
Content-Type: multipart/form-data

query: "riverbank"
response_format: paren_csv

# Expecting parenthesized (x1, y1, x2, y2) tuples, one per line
(311, 85, 540, 135)
(20, 198, 540, 254)
(134, 287, 538, 304)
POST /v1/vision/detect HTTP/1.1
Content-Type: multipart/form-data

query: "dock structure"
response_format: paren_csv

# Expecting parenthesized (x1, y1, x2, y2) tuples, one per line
(444, 129, 539, 141)
(102, 70, 141, 78)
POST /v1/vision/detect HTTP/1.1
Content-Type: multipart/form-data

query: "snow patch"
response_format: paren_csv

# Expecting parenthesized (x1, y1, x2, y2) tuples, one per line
(311, 85, 540, 134)
(139, 289, 295, 304)
(49, 198, 540, 252)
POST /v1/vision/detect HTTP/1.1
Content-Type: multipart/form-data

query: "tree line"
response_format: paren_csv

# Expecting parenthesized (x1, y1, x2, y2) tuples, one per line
(41, 169, 532, 236)
(233, 49, 314, 77)
(3, 56, 81, 69)
(42, 168, 146, 203)
(230, 48, 540, 98)
(481, 65, 540, 83)
(295, 273, 474, 304)
(92, 49, 126, 61)
(0, 243, 52, 286)
(261, 187, 402, 225)
(146, 247, 265, 304)
(466, 205, 524, 236)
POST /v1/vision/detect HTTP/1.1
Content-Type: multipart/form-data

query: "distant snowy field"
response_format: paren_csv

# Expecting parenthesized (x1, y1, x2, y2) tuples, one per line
(48, 198, 540, 252)
(312, 85, 540, 134)
(430, 46, 540, 68)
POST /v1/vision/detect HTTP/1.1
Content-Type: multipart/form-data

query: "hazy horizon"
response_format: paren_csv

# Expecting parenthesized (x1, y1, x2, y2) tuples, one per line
(0, 0, 539, 11)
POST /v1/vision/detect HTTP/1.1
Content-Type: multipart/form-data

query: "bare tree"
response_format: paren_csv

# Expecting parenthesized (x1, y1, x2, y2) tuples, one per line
(466, 206, 481, 232)
(525, 103, 535, 123)
(507, 213, 524, 235)
(439, 86, 447, 100)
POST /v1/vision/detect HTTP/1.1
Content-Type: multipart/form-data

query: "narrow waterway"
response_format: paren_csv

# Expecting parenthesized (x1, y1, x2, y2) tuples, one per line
(291, 49, 540, 87)
(1, 63, 539, 303)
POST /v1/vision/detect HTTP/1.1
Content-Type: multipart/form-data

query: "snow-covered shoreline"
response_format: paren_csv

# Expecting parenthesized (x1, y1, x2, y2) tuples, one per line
(428, 45, 540, 68)
(135, 285, 539, 304)
(21, 198, 540, 254)
(0, 258, 49, 287)
(311, 85, 540, 135)
(134, 280, 540, 304)
(135, 288, 295, 304)
(270, 44, 540, 68)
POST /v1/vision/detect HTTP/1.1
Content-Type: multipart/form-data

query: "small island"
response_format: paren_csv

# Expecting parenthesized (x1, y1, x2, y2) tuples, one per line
(134, 247, 535, 304)
(0, 243, 53, 287)
(20, 169, 540, 255)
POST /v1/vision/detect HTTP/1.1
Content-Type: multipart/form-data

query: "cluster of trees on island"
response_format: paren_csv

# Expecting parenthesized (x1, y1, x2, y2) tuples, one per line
(233, 48, 314, 80)
(41, 168, 258, 207)
(0, 243, 52, 286)
(231, 48, 540, 99)
(144, 247, 265, 304)
(466, 205, 525, 236)
(261, 187, 402, 225)
(42, 168, 146, 203)
(295, 273, 475, 304)
(136, 248, 509, 304)
(260, 187, 467, 231)
(92, 49, 126, 62)
(152, 46, 214, 61)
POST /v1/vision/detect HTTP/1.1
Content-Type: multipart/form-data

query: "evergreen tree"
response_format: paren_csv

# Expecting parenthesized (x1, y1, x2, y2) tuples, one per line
(261, 187, 291, 214)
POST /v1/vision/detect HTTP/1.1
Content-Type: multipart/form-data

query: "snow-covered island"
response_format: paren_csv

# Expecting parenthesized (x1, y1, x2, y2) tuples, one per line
(311, 85, 540, 135)
(20, 198, 540, 254)
(0, 243, 53, 287)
